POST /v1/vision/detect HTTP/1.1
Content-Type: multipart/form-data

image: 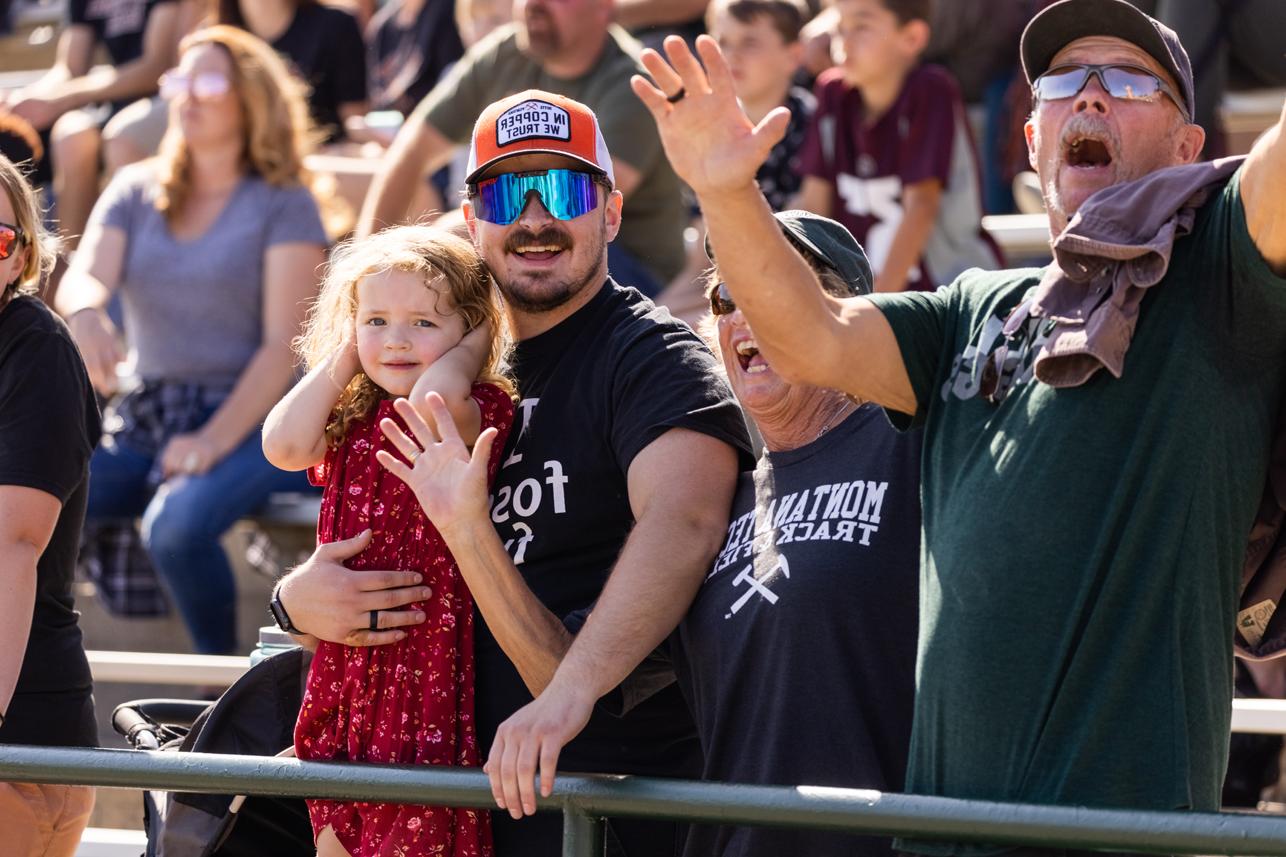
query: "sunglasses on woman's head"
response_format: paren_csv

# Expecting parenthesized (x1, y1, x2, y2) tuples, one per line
(0, 222, 24, 261)
(159, 70, 233, 102)
(1032, 64, 1189, 120)
(709, 282, 736, 317)
(468, 169, 606, 225)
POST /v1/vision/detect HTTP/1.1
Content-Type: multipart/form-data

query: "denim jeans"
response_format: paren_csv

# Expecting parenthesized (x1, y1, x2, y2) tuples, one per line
(86, 429, 311, 654)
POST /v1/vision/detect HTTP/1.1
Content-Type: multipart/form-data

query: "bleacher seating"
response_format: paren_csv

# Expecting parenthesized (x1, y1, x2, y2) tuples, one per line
(1221, 88, 1286, 156)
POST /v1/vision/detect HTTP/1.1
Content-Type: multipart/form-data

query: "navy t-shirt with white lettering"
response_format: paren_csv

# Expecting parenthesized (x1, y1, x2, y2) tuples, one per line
(670, 406, 921, 857)
(478, 278, 752, 855)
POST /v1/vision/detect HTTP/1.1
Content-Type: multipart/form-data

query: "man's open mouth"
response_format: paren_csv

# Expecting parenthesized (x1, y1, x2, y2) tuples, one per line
(1064, 134, 1113, 169)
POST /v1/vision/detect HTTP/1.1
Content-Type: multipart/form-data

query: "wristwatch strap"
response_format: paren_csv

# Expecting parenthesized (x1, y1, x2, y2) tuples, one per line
(269, 581, 301, 634)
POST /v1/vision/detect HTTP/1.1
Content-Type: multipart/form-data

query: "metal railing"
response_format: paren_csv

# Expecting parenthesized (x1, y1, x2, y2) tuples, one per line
(86, 650, 247, 686)
(6, 744, 1286, 857)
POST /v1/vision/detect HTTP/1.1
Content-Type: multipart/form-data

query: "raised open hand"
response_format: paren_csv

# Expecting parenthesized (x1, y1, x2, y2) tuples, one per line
(631, 35, 791, 198)
(376, 392, 498, 538)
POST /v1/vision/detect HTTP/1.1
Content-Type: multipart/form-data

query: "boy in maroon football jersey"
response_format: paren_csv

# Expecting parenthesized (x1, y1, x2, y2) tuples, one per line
(793, 0, 1001, 291)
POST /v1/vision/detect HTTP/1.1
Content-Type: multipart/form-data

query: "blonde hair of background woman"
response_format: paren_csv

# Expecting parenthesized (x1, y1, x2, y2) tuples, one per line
(297, 224, 516, 448)
(0, 155, 57, 298)
(155, 25, 347, 231)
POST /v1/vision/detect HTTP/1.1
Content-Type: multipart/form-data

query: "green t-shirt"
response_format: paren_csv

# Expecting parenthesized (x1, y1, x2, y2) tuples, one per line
(422, 24, 686, 285)
(869, 167, 1286, 854)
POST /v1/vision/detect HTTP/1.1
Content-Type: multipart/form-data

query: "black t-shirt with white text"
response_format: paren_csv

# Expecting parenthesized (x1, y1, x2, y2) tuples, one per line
(0, 296, 101, 748)
(672, 406, 921, 857)
(478, 279, 751, 855)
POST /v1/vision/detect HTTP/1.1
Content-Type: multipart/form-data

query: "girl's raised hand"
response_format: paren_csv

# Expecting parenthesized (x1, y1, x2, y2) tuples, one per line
(376, 392, 497, 537)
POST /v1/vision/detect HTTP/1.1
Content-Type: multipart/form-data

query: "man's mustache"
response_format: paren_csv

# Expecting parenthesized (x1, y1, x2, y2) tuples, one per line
(504, 227, 571, 254)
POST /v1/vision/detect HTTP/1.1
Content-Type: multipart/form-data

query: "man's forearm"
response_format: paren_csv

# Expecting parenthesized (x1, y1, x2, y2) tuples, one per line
(358, 158, 421, 237)
(443, 518, 572, 695)
(52, 61, 162, 112)
(15, 65, 73, 98)
(359, 113, 460, 236)
(541, 498, 724, 701)
(614, 0, 708, 29)
(1242, 100, 1286, 274)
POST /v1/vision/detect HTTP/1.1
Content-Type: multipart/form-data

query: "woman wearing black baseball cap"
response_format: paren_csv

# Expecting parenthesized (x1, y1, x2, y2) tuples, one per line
(652, 210, 924, 857)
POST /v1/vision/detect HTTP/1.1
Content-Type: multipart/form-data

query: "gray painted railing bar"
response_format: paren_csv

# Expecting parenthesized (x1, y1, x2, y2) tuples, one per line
(562, 805, 605, 857)
(5, 745, 1286, 856)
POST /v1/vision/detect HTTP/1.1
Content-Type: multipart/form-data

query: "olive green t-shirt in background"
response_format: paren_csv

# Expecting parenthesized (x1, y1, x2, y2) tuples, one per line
(421, 24, 687, 286)
(868, 167, 1286, 856)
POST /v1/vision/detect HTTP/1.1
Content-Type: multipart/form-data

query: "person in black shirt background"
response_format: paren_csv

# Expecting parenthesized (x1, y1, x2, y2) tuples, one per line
(214, 0, 368, 143)
(0, 155, 101, 856)
(1, 0, 182, 262)
(367, 0, 464, 117)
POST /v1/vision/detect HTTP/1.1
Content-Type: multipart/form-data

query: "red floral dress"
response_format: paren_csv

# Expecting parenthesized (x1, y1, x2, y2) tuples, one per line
(295, 384, 513, 857)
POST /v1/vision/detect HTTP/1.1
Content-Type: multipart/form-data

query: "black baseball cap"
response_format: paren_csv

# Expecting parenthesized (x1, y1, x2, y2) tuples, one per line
(705, 210, 873, 297)
(1020, 0, 1195, 122)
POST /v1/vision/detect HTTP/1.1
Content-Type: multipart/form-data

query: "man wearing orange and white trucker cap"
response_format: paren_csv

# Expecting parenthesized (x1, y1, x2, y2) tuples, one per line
(466, 91, 615, 184)
(277, 88, 752, 857)
(459, 90, 749, 857)
(356, 0, 687, 297)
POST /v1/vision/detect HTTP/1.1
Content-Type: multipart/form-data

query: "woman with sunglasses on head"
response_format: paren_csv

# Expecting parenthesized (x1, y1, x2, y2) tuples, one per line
(0, 154, 100, 856)
(663, 210, 922, 857)
(55, 26, 330, 656)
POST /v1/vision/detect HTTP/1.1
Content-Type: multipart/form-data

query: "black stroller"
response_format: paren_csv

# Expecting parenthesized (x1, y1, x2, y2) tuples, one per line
(112, 648, 316, 856)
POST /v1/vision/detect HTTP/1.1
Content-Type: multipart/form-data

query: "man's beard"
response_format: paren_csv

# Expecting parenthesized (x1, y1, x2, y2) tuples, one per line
(517, 9, 560, 59)
(1039, 113, 1123, 228)
(1041, 111, 1182, 227)
(494, 223, 606, 314)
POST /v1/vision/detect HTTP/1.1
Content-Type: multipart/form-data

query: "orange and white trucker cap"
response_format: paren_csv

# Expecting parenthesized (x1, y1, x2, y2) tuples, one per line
(465, 90, 615, 187)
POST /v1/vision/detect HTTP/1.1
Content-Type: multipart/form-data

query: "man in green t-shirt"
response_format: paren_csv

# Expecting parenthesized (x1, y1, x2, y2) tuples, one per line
(629, 0, 1286, 852)
(357, 0, 686, 294)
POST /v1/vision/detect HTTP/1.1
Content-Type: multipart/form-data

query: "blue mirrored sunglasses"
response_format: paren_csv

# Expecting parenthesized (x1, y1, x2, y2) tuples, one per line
(469, 169, 605, 225)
